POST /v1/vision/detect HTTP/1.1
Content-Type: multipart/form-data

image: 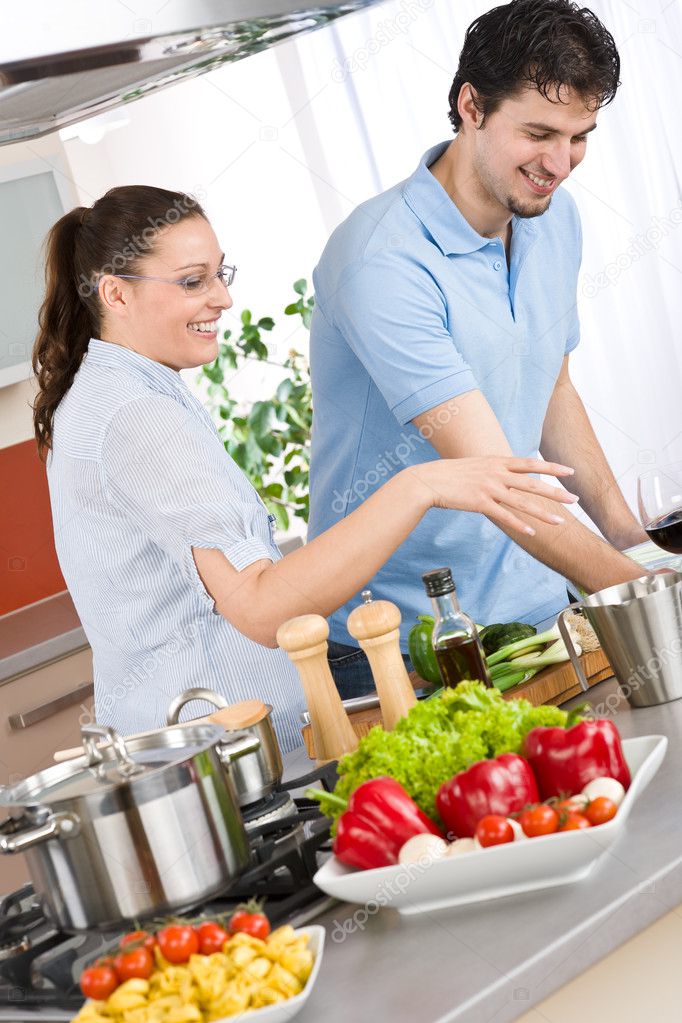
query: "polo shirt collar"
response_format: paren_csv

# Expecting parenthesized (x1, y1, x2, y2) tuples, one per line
(403, 141, 537, 256)
(86, 338, 188, 399)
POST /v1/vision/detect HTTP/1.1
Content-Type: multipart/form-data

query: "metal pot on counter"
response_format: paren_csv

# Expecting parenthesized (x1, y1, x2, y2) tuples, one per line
(558, 570, 682, 707)
(166, 688, 283, 806)
(0, 722, 258, 932)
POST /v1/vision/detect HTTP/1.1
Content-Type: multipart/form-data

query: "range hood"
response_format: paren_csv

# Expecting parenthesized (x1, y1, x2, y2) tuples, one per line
(0, 0, 385, 146)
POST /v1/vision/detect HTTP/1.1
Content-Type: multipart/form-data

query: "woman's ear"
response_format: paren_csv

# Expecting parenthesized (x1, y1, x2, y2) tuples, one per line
(98, 275, 131, 319)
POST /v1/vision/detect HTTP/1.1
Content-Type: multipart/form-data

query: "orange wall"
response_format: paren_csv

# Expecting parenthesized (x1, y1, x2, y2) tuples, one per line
(0, 439, 66, 615)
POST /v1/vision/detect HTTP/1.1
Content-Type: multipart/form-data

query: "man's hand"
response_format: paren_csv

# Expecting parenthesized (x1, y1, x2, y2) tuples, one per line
(412, 389, 644, 594)
(540, 356, 647, 551)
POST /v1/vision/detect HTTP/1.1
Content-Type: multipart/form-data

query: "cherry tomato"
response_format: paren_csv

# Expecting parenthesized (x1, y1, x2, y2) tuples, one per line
(156, 925, 199, 963)
(197, 921, 230, 955)
(113, 946, 154, 981)
(558, 812, 591, 831)
(475, 814, 515, 848)
(79, 965, 119, 1001)
(93, 955, 115, 968)
(554, 795, 588, 815)
(519, 804, 559, 838)
(120, 929, 156, 952)
(584, 796, 618, 827)
(229, 910, 271, 941)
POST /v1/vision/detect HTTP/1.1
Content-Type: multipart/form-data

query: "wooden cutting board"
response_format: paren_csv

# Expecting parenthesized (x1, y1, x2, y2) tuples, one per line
(301, 647, 611, 760)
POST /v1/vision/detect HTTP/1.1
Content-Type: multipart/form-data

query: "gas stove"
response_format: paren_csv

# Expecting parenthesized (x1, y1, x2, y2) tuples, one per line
(0, 762, 338, 1022)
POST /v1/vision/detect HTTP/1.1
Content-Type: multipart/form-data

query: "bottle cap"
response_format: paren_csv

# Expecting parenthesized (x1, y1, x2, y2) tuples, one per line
(422, 567, 455, 597)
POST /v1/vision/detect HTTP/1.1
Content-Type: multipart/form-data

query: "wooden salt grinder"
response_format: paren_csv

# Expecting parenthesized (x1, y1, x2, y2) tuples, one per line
(276, 614, 359, 762)
(346, 590, 417, 731)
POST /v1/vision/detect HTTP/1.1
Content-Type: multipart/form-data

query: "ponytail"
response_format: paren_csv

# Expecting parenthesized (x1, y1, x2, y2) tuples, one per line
(32, 207, 94, 458)
(32, 185, 207, 458)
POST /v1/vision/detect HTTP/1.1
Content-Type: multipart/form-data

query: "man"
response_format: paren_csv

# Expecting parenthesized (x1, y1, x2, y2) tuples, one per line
(307, 0, 647, 694)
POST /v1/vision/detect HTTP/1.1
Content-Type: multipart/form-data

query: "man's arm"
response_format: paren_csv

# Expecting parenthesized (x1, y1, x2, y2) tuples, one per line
(412, 390, 644, 595)
(539, 356, 647, 551)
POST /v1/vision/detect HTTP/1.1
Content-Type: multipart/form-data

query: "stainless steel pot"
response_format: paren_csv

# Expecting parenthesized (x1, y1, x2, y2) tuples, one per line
(166, 689, 283, 806)
(0, 722, 258, 932)
(558, 571, 682, 707)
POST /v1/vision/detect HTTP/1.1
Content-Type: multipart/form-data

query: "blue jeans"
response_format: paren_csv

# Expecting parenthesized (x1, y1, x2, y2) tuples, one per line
(327, 640, 414, 702)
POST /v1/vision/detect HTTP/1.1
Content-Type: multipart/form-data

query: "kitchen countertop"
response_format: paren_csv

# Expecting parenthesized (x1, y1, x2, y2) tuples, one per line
(0, 591, 87, 684)
(287, 677, 682, 1023)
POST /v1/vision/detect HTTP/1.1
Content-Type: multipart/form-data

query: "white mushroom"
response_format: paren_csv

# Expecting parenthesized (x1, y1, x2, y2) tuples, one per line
(582, 777, 625, 807)
(506, 818, 527, 841)
(445, 837, 477, 857)
(398, 833, 449, 866)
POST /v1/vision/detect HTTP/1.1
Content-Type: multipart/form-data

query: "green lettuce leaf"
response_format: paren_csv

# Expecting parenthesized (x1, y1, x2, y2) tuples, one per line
(316, 682, 568, 826)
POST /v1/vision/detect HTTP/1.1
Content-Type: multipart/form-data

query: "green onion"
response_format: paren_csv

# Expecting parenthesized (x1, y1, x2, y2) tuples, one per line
(483, 615, 583, 693)
(486, 621, 575, 667)
(488, 637, 581, 683)
(507, 644, 544, 660)
(490, 666, 538, 692)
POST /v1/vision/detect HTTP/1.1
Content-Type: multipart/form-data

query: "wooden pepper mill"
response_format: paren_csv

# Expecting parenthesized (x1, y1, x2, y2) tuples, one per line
(346, 590, 417, 730)
(276, 614, 359, 762)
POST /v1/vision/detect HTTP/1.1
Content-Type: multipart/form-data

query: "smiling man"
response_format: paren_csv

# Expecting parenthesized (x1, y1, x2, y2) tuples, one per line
(308, 0, 648, 694)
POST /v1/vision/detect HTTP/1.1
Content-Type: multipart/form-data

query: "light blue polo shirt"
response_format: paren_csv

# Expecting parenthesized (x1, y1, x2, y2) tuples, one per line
(308, 141, 582, 648)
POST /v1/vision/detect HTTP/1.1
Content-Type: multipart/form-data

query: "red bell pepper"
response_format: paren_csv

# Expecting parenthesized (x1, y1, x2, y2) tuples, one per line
(522, 719, 631, 800)
(328, 777, 444, 871)
(436, 753, 539, 838)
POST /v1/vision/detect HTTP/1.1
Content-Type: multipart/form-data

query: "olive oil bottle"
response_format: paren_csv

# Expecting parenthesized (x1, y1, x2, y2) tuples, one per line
(421, 568, 492, 689)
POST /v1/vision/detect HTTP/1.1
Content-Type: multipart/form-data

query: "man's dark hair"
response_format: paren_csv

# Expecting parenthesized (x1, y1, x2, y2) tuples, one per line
(448, 0, 620, 132)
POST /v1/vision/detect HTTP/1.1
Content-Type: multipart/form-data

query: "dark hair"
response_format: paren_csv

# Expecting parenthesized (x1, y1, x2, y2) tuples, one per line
(32, 185, 207, 457)
(448, 0, 620, 132)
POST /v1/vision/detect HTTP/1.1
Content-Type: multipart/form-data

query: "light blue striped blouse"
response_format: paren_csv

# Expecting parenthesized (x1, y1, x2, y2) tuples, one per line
(47, 338, 306, 753)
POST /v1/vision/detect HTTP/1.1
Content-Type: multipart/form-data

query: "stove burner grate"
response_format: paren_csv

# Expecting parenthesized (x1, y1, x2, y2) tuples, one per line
(242, 791, 297, 831)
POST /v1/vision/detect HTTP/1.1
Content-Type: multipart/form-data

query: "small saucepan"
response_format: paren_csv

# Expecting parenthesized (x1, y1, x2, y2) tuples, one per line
(166, 688, 283, 806)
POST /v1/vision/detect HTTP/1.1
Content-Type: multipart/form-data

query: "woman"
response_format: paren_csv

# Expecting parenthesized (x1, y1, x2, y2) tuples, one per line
(33, 185, 575, 753)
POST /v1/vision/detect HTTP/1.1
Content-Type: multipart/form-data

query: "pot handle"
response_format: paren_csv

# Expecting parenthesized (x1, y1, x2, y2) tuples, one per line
(81, 724, 143, 778)
(167, 687, 229, 725)
(0, 811, 80, 854)
(217, 730, 261, 763)
(557, 603, 590, 693)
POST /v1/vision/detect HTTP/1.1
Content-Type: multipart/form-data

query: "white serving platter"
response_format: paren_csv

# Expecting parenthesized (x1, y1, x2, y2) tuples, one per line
(313, 735, 667, 916)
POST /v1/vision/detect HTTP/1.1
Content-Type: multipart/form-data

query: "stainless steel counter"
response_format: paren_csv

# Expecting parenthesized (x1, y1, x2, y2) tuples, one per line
(286, 678, 682, 1023)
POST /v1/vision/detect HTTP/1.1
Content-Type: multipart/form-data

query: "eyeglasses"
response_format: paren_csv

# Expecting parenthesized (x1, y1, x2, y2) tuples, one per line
(113, 263, 237, 295)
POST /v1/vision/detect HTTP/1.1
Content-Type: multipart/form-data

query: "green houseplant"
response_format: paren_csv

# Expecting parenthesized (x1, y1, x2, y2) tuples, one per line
(198, 279, 314, 532)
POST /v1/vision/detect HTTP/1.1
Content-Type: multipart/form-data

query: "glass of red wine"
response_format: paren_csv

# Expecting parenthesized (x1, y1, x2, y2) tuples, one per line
(637, 464, 682, 555)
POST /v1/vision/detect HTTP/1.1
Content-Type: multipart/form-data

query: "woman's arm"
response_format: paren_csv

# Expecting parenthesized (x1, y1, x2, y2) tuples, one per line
(193, 456, 577, 647)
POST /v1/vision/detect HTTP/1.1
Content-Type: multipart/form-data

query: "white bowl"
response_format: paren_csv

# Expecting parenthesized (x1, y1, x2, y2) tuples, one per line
(313, 735, 667, 916)
(212, 926, 325, 1023)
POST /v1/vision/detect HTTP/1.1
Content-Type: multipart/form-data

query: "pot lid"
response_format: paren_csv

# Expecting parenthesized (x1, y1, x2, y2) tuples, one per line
(0, 722, 227, 806)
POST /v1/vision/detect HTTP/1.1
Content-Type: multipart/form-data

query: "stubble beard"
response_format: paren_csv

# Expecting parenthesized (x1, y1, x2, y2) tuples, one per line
(476, 152, 552, 220)
(506, 191, 553, 219)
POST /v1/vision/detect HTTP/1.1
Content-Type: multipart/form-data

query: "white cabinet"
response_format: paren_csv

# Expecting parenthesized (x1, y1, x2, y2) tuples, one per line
(0, 647, 93, 893)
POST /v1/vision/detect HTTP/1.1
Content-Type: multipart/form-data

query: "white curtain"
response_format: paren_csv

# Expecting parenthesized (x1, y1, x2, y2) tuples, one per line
(279, 0, 682, 524)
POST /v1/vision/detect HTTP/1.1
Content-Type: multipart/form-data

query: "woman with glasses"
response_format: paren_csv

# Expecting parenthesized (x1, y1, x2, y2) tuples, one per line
(33, 185, 576, 752)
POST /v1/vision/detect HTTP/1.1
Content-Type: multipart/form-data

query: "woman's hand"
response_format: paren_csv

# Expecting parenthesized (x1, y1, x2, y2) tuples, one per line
(409, 456, 578, 536)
